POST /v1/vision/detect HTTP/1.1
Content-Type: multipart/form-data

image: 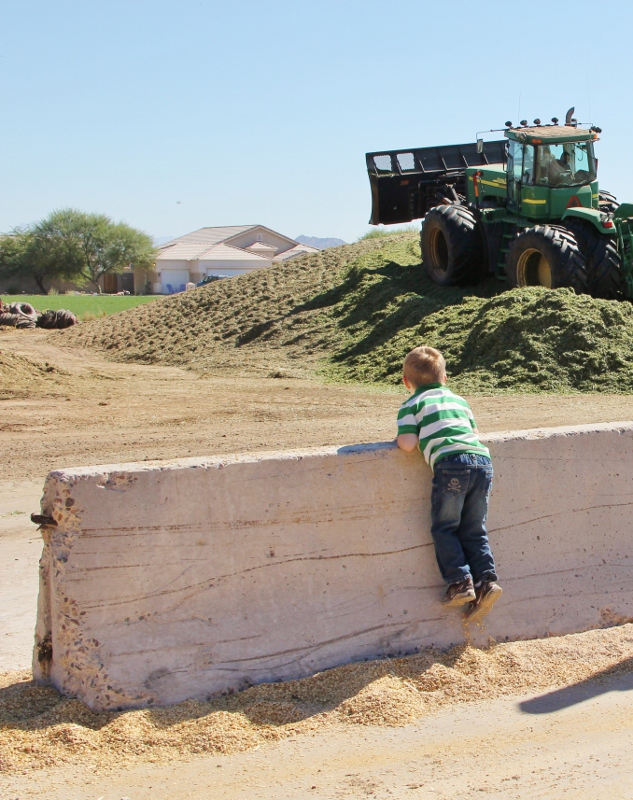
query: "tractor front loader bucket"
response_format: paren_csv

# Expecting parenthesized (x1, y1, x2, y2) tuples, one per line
(366, 140, 506, 226)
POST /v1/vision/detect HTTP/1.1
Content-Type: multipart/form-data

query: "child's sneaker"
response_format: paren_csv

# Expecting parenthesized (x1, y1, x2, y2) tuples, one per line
(442, 576, 476, 607)
(464, 581, 502, 622)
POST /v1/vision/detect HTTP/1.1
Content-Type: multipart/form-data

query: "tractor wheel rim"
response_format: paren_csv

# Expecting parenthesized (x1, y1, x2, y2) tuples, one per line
(516, 247, 553, 288)
(537, 255, 552, 288)
(429, 228, 449, 273)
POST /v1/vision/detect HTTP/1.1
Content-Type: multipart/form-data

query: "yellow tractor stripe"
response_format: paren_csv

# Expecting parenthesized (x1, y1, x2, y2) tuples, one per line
(468, 176, 505, 187)
(522, 198, 547, 205)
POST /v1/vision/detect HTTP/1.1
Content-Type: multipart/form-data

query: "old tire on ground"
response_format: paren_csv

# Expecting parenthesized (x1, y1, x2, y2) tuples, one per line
(505, 225, 589, 294)
(563, 219, 622, 299)
(598, 190, 619, 215)
(420, 205, 483, 286)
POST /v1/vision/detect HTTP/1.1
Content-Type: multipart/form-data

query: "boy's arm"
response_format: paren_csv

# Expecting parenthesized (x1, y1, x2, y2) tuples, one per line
(396, 400, 419, 453)
(397, 433, 419, 452)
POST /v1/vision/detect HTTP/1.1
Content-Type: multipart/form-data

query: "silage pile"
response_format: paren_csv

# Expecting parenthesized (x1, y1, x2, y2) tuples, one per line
(339, 287, 633, 393)
(61, 233, 633, 393)
(2, 625, 633, 773)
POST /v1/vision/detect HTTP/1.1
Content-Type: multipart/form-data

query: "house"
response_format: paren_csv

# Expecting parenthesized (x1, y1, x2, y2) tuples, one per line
(142, 225, 319, 294)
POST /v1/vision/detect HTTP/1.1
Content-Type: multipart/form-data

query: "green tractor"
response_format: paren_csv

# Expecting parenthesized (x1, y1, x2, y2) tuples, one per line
(366, 108, 633, 299)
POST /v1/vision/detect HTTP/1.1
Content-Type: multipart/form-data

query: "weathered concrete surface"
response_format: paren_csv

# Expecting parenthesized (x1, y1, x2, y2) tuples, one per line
(33, 422, 633, 710)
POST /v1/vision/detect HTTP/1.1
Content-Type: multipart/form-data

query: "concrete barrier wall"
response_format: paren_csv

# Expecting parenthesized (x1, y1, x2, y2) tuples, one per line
(33, 422, 633, 711)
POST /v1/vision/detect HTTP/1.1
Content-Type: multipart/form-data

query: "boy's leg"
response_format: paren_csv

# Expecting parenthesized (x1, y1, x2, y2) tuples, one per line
(456, 457, 502, 620)
(430, 459, 473, 586)
(456, 459, 497, 583)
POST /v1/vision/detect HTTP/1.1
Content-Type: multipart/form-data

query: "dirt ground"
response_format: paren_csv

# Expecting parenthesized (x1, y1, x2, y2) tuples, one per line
(3, 329, 633, 798)
(3, 678, 633, 800)
(4, 329, 633, 483)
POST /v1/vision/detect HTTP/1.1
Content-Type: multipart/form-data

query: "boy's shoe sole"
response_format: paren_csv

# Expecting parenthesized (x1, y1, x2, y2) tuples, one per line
(463, 582, 502, 622)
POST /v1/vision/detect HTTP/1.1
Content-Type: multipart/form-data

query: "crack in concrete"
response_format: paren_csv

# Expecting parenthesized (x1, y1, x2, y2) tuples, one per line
(79, 545, 426, 611)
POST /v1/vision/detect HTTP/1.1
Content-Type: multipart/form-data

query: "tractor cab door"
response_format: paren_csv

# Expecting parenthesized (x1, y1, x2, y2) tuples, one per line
(507, 140, 523, 213)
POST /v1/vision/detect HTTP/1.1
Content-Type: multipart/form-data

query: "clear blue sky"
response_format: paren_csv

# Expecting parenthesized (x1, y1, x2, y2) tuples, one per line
(1, 0, 632, 243)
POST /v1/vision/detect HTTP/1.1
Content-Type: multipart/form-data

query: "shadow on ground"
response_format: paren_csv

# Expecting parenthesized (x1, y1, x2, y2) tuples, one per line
(519, 660, 633, 715)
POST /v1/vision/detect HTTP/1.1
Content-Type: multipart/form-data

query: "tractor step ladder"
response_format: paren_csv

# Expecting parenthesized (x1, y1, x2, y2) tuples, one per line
(496, 223, 517, 279)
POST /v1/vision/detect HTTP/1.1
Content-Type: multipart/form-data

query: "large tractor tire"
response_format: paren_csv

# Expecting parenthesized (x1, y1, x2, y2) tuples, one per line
(563, 219, 622, 299)
(420, 205, 483, 286)
(505, 225, 589, 294)
(598, 190, 619, 215)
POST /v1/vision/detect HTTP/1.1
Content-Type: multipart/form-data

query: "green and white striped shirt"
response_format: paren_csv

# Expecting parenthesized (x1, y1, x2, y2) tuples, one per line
(397, 383, 490, 469)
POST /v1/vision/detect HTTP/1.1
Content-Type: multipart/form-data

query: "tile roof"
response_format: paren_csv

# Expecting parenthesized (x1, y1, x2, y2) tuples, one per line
(247, 241, 278, 252)
(156, 225, 315, 264)
(157, 226, 257, 260)
(197, 243, 270, 262)
(273, 243, 320, 261)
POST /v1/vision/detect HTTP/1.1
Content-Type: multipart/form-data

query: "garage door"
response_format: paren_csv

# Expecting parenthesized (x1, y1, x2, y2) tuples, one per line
(160, 270, 191, 293)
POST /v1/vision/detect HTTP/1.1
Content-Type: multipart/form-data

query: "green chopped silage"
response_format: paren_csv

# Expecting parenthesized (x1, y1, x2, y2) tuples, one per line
(329, 286, 633, 393)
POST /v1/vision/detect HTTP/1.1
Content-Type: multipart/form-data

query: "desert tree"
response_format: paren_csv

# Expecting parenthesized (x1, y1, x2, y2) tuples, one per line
(49, 210, 156, 294)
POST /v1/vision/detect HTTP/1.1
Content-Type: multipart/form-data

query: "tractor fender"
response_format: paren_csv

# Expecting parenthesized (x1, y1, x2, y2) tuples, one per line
(562, 207, 616, 236)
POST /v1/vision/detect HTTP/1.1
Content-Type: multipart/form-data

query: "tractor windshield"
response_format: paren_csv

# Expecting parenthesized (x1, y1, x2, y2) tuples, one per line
(534, 141, 596, 187)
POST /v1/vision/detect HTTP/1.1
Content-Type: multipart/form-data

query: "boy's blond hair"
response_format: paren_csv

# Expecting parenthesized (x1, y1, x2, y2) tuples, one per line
(403, 346, 446, 388)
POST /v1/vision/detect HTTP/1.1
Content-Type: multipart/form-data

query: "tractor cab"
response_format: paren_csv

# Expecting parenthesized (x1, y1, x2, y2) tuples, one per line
(502, 125, 599, 220)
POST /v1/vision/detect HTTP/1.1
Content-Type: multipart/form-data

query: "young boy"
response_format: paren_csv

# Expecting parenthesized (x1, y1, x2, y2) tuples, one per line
(396, 345, 501, 621)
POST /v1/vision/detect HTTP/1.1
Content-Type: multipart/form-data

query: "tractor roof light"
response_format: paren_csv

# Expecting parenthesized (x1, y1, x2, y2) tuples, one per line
(520, 120, 528, 127)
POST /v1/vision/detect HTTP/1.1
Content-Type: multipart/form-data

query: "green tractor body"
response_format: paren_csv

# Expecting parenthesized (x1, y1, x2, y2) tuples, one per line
(366, 115, 631, 299)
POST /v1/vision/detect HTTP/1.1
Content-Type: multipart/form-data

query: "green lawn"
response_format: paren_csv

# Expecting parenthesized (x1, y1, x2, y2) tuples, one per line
(1, 294, 163, 318)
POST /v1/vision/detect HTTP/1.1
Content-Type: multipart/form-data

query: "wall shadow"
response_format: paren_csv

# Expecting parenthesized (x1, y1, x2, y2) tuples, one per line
(519, 658, 633, 715)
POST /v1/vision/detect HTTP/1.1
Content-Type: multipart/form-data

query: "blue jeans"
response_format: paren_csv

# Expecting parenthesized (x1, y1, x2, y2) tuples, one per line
(430, 453, 497, 585)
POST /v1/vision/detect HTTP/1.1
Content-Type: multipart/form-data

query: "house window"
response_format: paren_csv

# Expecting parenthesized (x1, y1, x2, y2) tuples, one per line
(256, 233, 263, 241)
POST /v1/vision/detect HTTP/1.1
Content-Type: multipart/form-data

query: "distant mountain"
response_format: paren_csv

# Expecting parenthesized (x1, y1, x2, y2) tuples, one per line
(295, 235, 346, 250)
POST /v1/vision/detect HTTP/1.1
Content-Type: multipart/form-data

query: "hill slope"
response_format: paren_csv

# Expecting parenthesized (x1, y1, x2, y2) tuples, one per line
(62, 234, 633, 393)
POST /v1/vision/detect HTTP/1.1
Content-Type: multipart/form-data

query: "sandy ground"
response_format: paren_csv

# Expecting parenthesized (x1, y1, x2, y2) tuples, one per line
(3, 330, 633, 797)
(2, 676, 633, 799)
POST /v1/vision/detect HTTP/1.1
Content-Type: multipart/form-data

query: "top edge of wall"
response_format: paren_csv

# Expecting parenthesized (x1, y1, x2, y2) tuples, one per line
(46, 421, 633, 481)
